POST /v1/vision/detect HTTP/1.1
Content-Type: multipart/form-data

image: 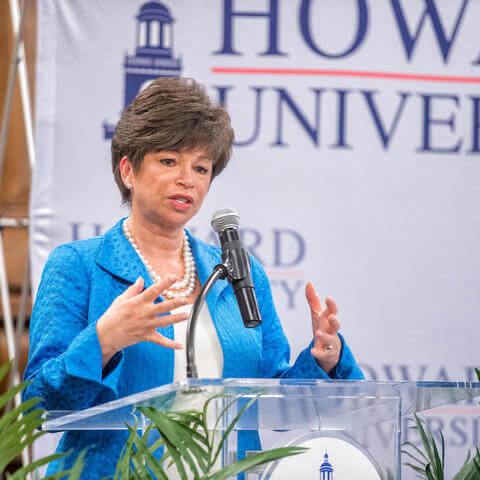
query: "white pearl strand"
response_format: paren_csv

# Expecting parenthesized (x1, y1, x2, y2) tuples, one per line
(122, 219, 196, 299)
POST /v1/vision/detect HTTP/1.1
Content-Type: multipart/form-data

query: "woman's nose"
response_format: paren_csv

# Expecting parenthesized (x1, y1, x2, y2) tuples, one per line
(176, 165, 195, 188)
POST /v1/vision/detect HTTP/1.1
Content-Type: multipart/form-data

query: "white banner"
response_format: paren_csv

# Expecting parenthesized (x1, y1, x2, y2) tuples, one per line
(32, 1, 480, 476)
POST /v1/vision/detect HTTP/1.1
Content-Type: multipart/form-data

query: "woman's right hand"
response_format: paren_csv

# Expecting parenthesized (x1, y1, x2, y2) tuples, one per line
(96, 275, 189, 367)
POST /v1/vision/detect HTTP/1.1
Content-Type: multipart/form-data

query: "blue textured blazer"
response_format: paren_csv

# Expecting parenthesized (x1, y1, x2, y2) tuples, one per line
(23, 219, 363, 478)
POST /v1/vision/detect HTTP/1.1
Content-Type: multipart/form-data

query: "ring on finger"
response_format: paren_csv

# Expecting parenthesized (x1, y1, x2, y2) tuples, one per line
(325, 344, 333, 351)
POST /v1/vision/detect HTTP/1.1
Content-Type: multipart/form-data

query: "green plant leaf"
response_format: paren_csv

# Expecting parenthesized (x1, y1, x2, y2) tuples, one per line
(148, 437, 166, 456)
(149, 409, 210, 466)
(205, 446, 308, 480)
(212, 396, 259, 466)
(0, 403, 44, 439)
(160, 433, 190, 480)
(380, 467, 396, 480)
(8, 453, 67, 480)
(403, 462, 427, 475)
(475, 368, 480, 382)
(0, 361, 85, 479)
(413, 414, 434, 464)
(474, 458, 480, 476)
(129, 451, 152, 480)
(425, 463, 435, 480)
(113, 422, 137, 480)
(0, 382, 35, 414)
(401, 448, 427, 468)
(0, 360, 13, 381)
(430, 430, 443, 479)
(140, 408, 206, 478)
(43, 469, 79, 480)
(0, 398, 43, 436)
(0, 430, 44, 473)
(451, 451, 478, 480)
(0, 411, 44, 456)
(211, 396, 239, 435)
(127, 425, 169, 480)
(440, 430, 445, 476)
(166, 411, 210, 448)
(116, 393, 307, 480)
(201, 392, 224, 447)
(66, 449, 88, 480)
(402, 441, 429, 463)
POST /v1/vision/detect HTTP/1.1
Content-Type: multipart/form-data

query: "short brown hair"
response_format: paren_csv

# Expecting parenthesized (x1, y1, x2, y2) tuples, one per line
(111, 77, 234, 203)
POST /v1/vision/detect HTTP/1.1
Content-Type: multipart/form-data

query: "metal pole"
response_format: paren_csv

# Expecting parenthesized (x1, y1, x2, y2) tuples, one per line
(0, 229, 18, 379)
(0, 0, 34, 473)
(15, 252, 30, 362)
(0, 218, 31, 474)
(0, 0, 31, 177)
(6, 0, 35, 170)
(0, 217, 29, 370)
(3, 0, 35, 370)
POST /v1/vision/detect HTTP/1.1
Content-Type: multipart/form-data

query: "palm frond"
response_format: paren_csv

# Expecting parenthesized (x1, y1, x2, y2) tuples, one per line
(452, 447, 480, 480)
(205, 446, 308, 480)
(0, 361, 85, 479)
(402, 415, 445, 480)
(115, 393, 308, 479)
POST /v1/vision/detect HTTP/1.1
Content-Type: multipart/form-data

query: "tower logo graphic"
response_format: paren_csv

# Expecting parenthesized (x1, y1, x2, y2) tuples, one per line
(103, 1, 183, 139)
(319, 452, 334, 479)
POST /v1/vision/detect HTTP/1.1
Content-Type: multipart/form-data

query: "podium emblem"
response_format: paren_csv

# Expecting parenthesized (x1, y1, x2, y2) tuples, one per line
(261, 436, 381, 480)
(320, 451, 334, 479)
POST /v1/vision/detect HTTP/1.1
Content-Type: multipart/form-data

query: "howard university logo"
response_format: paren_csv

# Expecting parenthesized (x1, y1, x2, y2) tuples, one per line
(102, 1, 182, 139)
(320, 452, 334, 479)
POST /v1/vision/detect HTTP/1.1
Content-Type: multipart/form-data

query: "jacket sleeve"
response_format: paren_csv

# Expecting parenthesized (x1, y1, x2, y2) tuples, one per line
(22, 245, 124, 411)
(252, 258, 364, 380)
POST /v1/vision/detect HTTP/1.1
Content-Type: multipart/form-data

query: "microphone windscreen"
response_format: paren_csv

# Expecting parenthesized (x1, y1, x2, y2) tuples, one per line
(211, 207, 239, 233)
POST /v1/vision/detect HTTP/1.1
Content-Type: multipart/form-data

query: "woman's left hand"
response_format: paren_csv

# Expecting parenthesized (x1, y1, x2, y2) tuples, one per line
(305, 282, 342, 375)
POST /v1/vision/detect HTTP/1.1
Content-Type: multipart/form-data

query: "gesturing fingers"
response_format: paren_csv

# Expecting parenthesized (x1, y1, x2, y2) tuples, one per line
(151, 296, 188, 317)
(305, 282, 324, 315)
(119, 277, 144, 300)
(325, 296, 338, 316)
(325, 314, 341, 335)
(314, 329, 335, 348)
(146, 331, 183, 350)
(139, 274, 178, 302)
(152, 311, 189, 329)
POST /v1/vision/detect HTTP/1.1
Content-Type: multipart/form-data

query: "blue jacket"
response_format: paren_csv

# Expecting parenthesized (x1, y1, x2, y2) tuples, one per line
(23, 219, 363, 478)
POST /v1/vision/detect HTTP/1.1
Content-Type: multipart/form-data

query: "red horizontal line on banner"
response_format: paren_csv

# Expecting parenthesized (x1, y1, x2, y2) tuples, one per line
(211, 67, 480, 83)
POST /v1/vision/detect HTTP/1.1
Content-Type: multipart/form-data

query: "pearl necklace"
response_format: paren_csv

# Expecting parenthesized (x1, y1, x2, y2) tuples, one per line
(122, 219, 196, 299)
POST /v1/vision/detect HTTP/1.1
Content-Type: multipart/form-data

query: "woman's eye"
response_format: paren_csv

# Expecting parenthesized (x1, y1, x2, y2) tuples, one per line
(160, 158, 175, 166)
(195, 166, 209, 174)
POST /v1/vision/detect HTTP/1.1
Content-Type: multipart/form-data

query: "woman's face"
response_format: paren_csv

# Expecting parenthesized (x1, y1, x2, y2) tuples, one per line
(121, 147, 213, 230)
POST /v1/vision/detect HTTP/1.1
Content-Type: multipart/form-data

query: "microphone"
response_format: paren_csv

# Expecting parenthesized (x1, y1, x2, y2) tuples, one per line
(211, 208, 262, 328)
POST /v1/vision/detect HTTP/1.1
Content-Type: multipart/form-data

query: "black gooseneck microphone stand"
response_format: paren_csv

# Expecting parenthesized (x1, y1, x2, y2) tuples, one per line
(185, 263, 228, 379)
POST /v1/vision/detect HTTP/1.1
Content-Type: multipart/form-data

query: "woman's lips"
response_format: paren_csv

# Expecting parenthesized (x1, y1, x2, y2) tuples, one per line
(169, 195, 193, 211)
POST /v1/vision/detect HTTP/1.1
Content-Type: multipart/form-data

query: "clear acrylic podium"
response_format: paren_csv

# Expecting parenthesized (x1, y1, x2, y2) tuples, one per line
(43, 379, 480, 479)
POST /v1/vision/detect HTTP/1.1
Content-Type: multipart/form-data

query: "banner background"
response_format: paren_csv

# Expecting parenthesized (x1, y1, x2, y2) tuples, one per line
(31, 1, 480, 476)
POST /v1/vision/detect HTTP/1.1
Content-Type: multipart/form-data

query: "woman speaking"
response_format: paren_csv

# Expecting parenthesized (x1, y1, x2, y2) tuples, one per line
(23, 77, 363, 478)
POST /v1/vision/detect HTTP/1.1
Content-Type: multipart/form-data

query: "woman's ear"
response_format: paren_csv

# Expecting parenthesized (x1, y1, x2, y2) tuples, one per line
(120, 156, 133, 188)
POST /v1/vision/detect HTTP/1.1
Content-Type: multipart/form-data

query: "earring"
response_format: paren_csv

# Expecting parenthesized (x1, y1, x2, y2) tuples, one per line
(126, 181, 132, 189)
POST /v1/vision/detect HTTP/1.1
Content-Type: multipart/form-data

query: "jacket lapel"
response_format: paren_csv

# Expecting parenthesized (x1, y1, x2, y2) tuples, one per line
(96, 220, 229, 299)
